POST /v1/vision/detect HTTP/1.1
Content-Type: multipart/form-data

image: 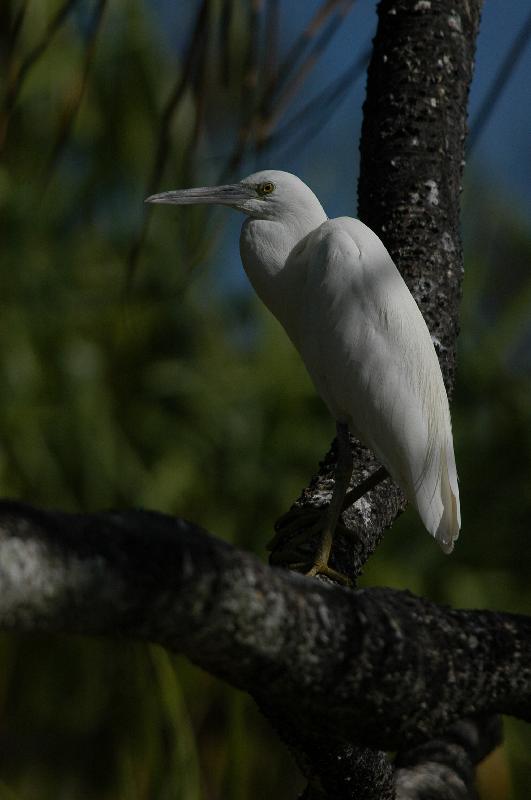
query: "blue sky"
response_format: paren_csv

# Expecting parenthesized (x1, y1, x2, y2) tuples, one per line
(157, 1, 531, 210)
(156, 1, 530, 292)
(265, 0, 531, 216)
(468, 1, 531, 210)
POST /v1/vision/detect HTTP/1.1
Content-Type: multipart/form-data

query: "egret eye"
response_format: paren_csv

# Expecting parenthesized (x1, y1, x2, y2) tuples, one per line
(258, 181, 275, 196)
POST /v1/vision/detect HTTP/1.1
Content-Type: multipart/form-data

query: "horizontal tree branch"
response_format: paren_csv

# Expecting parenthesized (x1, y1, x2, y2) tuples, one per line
(0, 500, 528, 753)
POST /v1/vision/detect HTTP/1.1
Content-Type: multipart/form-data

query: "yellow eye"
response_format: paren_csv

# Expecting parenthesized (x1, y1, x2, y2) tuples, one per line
(258, 181, 275, 196)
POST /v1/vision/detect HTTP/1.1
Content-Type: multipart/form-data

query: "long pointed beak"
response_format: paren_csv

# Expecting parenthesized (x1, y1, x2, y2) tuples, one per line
(145, 184, 252, 206)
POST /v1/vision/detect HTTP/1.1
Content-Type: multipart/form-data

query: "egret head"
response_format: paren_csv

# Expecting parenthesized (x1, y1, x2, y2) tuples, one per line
(146, 169, 325, 223)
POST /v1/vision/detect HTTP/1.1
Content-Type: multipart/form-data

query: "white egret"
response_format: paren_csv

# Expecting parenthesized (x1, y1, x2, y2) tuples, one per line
(147, 170, 460, 581)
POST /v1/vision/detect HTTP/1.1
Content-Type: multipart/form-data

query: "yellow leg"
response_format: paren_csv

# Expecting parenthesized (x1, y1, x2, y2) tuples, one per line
(270, 421, 354, 585)
(304, 528, 352, 585)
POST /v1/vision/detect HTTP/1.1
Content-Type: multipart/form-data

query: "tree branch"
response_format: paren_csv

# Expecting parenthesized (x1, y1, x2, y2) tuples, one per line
(0, 501, 529, 751)
(394, 716, 503, 800)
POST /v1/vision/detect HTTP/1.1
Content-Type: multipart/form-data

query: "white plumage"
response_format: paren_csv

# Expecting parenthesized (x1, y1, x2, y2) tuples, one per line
(148, 169, 461, 553)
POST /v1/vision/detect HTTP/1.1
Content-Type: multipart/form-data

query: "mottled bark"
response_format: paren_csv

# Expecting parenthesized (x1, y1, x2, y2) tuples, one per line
(0, 503, 529, 741)
(394, 716, 503, 799)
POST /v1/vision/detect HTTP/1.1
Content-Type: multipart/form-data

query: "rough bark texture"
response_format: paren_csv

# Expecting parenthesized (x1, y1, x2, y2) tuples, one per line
(359, 0, 474, 390)
(0, 503, 529, 741)
(394, 716, 503, 799)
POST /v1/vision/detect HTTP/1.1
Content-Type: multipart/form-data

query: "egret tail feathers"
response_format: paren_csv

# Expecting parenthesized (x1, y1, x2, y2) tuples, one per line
(435, 445, 461, 553)
(413, 444, 460, 554)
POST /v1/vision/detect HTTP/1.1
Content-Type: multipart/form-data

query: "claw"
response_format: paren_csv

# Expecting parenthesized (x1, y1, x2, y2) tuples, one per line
(305, 562, 352, 586)
(269, 506, 354, 587)
(269, 554, 352, 587)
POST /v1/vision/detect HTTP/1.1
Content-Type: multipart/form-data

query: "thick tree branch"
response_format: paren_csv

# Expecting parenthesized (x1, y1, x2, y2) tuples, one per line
(0, 501, 529, 751)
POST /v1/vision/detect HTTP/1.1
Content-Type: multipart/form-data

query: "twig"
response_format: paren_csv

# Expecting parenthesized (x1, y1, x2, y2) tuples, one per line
(219, 0, 357, 181)
(218, 0, 233, 85)
(0, 0, 80, 150)
(44, 0, 108, 183)
(126, 0, 211, 284)
(256, 0, 357, 144)
(265, 0, 349, 107)
(261, 44, 370, 160)
(217, 0, 264, 180)
(3, 0, 29, 61)
(3, 0, 80, 114)
(261, 0, 279, 93)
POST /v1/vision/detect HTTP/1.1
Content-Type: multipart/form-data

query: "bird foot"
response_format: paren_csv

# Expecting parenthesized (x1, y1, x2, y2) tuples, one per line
(305, 560, 352, 586)
(271, 555, 352, 587)
(268, 508, 353, 587)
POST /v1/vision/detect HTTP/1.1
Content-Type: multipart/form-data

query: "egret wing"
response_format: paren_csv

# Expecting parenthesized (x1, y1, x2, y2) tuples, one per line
(285, 217, 460, 551)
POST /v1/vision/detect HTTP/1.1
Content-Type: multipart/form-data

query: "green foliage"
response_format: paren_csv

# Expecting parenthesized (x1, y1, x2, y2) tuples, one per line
(0, 3, 324, 796)
(1, 1, 530, 797)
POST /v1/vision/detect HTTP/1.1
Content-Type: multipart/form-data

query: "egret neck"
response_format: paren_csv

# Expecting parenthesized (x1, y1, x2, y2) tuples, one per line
(239, 199, 327, 328)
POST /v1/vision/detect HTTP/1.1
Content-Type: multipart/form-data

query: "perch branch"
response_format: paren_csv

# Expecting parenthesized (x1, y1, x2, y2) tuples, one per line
(0, 500, 529, 753)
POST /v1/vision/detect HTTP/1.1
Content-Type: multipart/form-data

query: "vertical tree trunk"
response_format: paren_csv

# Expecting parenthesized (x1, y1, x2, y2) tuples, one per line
(285, 0, 484, 796)
(359, 0, 483, 391)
